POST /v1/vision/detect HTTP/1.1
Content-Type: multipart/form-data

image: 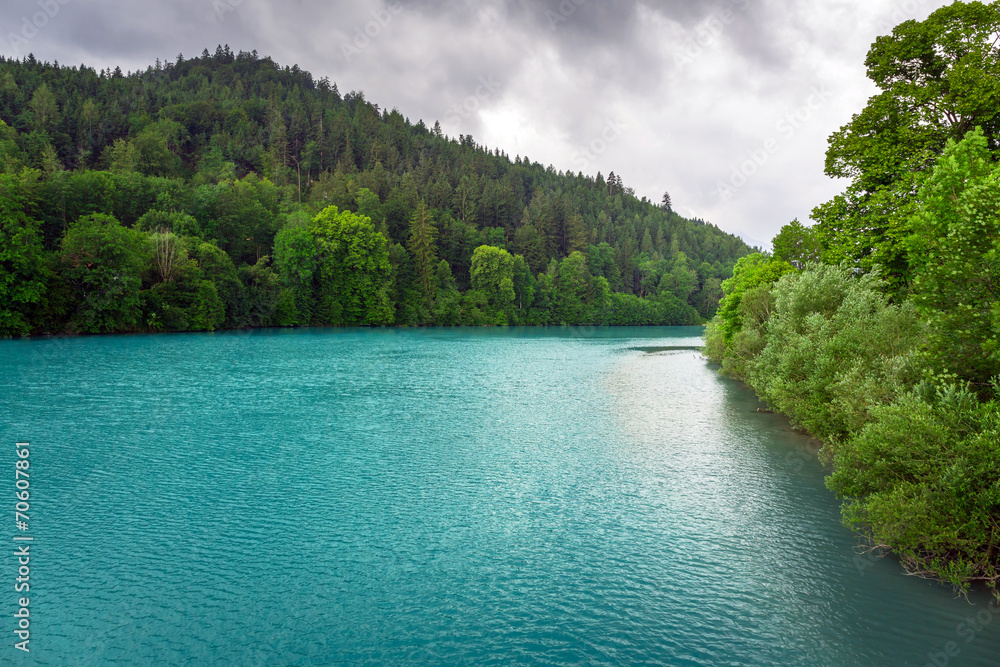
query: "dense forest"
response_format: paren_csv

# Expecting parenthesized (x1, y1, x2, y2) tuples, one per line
(0, 47, 750, 335)
(706, 1, 1000, 597)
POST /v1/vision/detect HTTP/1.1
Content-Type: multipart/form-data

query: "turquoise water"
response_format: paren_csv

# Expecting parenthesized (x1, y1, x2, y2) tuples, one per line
(2, 327, 998, 666)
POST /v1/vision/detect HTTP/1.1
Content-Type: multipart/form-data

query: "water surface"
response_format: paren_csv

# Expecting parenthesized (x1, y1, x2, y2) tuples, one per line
(2, 327, 997, 665)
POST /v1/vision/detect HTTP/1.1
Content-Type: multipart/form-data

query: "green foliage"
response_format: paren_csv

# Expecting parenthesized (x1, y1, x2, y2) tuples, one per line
(554, 251, 592, 324)
(828, 389, 1000, 592)
(60, 214, 150, 333)
(142, 231, 228, 332)
(136, 209, 201, 236)
(108, 120, 184, 177)
(706, 3, 1000, 595)
(715, 253, 795, 343)
(0, 49, 752, 333)
(771, 219, 822, 269)
(513, 223, 546, 275)
(310, 205, 394, 326)
(408, 200, 438, 307)
(470, 245, 515, 325)
(0, 50, 748, 330)
(0, 120, 25, 170)
(187, 239, 243, 328)
(813, 1, 1000, 295)
(906, 128, 1000, 394)
(28, 83, 57, 130)
(200, 174, 282, 266)
(511, 254, 535, 319)
(0, 175, 47, 336)
(236, 257, 281, 328)
(273, 222, 320, 326)
(745, 264, 924, 442)
(600, 292, 696, 326)
(187, 280, 226, 331)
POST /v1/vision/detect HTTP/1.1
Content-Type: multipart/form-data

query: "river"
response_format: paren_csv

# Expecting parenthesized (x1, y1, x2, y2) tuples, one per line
(1, 327, 997, 665)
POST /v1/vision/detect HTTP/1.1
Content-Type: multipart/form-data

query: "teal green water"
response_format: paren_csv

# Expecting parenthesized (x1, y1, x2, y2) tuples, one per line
(2, 327, 998, 666)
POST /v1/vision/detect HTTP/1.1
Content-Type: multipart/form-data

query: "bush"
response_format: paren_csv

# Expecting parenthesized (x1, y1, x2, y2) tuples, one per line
(745, 264, 924, 443)
(828, 388, 1000, 591)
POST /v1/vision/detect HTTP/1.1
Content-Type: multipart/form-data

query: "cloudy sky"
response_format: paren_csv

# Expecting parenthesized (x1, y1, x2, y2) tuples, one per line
(4, 0, 950, 246)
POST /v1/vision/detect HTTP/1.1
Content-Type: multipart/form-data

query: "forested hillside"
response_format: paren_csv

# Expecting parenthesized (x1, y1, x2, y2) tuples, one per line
(0, 47, 750, 335)
(706, 1, 1000, 596)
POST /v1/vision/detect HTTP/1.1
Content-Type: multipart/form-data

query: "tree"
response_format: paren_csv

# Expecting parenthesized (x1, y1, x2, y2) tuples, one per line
(273, 222, 320, 325)
(641, 228, 654, 255)
(109, 121, 183, 178)
(81, 99, 98, 140)
(661, 191, 672, 211)
(0, 177, 47, 336)
(236, 257, 281, 328)
(470, 245, 515, 324)
(310, 205, 394, 325)
(408, 200, 438, 307)
(512, 254, 535, 317)
(771, 219, 822, 269)
(202, 174, 282, 265)
(813, 1, 1000, 295)
(185, 239, 243, 327)
(187, 280, 225, 331)
(715, 253, 795, 343)
(0, 50, 751, 333)
(513, 223, 545, 275)
(151, 230, 184, 283)
(452, 175, 478, 225)
(29, 83, 58, 131)
(555, 251, 592, 324)
(60, 214, 150, 333)
(662, 252, 698, 302)
(906, 128, 1000, 394)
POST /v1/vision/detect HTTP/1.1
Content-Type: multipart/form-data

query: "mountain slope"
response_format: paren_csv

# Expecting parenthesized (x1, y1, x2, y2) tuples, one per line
(0, 47, 752, 334)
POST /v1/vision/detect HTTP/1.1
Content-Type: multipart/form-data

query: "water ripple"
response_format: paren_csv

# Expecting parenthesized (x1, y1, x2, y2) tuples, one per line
(1, 328, 997, 666)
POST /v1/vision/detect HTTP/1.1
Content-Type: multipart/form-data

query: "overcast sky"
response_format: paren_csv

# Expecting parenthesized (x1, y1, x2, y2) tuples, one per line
(3, 0, 951, 246)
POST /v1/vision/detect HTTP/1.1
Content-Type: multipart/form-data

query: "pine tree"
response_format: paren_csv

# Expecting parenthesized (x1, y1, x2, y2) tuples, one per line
(408, 200, 439, 306)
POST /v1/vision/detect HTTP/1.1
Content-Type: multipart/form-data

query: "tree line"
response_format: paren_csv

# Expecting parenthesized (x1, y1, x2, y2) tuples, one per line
(706, 1, 1000, 597)
(0, 47, 751, 335)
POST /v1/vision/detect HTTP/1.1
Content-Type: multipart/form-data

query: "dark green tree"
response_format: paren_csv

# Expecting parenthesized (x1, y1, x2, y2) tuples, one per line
(813, 1, 1000, 295)
(0, 176, 47, 336)
(408, 200, 439, 307)
(60, 214, 150, 333)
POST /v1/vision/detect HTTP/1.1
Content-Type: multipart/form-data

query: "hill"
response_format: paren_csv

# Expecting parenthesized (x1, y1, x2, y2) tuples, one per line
(0, 46, 751, 334)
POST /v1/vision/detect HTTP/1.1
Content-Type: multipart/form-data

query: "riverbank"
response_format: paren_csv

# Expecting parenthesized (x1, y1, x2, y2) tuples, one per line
(704, 259, 1000, 599)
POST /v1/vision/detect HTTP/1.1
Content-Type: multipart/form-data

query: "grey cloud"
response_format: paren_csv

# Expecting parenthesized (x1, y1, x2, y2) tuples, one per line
(0, 0, 954, 242)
